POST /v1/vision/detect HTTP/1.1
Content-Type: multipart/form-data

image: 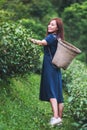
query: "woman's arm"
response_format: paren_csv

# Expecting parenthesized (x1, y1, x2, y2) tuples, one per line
(29, 38, 47, 46)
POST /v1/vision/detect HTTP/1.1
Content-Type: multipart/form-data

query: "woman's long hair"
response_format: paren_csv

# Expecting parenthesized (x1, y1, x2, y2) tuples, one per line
(46, 18, 64, 40)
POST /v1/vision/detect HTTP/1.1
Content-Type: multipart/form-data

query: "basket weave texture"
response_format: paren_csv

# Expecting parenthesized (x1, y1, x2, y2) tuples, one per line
(52, 40, 81, 70)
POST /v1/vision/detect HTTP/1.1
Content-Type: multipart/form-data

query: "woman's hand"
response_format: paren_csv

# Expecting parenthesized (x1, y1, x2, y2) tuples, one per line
(28, 38, 36, 43)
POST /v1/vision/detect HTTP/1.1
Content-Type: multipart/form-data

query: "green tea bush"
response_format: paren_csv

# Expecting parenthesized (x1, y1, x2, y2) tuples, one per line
(19, 18, 45, 39)
(62, 60, 87, 130)
(0, 10, 14, 23)
(0, 22, 41, 79)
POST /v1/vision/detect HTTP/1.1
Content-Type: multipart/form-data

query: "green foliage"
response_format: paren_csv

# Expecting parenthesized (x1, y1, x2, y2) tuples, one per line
(28, 0, 56, 20)
(0, 22, 41, 79)
(62, 60, 87, 129)
(0, 0, 58, 23)
(51, 0, 86, 15)
(0, 0, 31, 20)
(0, 9, 14, 22)
(0, 74, 75, 130)
(62, 1, 87, 63)
(0, 0, 7, 9)
(19, 18, 46, 39)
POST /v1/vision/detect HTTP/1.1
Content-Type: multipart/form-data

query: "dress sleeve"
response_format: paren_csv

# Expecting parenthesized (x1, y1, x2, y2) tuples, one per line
(45, 34, 57, 45)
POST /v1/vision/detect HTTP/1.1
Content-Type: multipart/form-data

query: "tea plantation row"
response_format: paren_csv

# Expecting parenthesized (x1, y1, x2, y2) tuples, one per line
(62, 60, 87, 130)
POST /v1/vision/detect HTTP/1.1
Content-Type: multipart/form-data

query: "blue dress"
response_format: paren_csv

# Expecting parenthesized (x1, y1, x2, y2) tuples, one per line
(39, 34, 63, 103)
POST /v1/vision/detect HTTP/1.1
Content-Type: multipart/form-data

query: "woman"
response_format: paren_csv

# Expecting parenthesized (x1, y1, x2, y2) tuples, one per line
(29, 18, 64, 126)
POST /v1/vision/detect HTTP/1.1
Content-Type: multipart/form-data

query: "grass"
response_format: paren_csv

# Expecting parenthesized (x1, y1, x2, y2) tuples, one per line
(0, 73, 76, 130)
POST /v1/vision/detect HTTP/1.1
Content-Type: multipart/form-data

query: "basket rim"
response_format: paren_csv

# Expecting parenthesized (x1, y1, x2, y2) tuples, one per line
(59, 40, 82, 54)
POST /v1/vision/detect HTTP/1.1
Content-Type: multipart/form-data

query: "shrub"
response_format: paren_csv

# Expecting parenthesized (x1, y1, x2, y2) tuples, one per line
(0, 10, 14, 23)
(0, 22, 41, 79)
(19, 18, 46, 39)
(62, 60, 87, 130)
(62, 1, 87, 63)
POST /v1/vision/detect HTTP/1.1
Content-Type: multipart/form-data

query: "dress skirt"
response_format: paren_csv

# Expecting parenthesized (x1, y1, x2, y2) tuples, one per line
(39, 54, 63, 103)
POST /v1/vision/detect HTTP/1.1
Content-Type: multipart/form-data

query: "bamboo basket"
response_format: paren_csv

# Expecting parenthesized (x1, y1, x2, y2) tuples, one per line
(52, 40, 82, 70)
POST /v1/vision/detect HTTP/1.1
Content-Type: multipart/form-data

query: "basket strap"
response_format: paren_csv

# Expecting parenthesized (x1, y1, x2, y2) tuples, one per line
(48, 47, 53, 60)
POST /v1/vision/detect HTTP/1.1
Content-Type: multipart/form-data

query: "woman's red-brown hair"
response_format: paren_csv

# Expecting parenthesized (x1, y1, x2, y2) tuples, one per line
(46, 18, 64, 40)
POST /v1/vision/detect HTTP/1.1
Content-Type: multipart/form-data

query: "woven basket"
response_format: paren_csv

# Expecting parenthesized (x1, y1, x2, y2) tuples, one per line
(52, 40, 82, 70)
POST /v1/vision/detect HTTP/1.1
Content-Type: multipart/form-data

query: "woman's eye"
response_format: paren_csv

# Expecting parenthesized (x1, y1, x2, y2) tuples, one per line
(51, 23, 55, 26)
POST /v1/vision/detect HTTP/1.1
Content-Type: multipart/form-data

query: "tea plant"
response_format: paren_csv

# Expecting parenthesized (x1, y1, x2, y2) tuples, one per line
(0, 22, 41, 79)
(62, 60, 87, 130)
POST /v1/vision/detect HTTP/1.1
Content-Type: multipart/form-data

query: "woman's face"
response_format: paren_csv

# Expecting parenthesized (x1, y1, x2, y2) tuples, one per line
(48, 20, 58, 34)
